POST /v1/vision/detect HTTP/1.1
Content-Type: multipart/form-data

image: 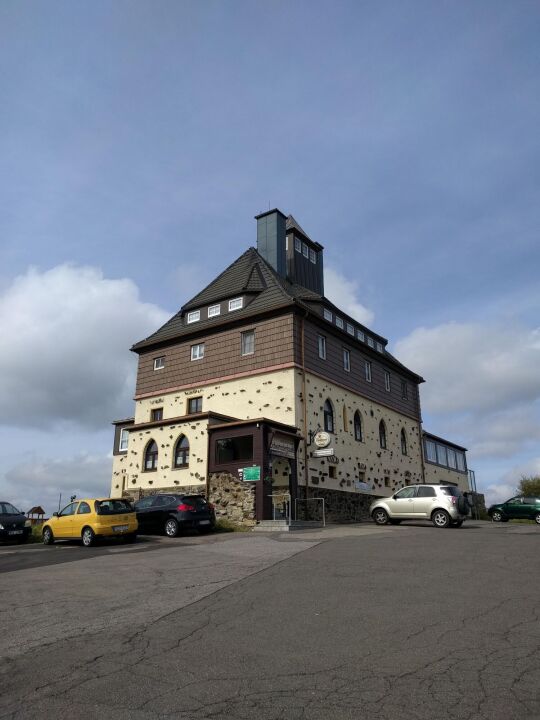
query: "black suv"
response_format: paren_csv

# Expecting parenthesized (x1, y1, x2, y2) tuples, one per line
(134, 494, 216, 537)
(0, 501, 30, 543)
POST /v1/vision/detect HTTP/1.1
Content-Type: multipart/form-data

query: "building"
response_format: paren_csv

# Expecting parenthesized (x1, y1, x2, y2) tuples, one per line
(111, 209, 470, 522)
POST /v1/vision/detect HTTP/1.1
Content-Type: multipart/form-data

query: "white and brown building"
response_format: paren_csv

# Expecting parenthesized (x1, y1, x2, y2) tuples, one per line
(111, 209, 470, 522)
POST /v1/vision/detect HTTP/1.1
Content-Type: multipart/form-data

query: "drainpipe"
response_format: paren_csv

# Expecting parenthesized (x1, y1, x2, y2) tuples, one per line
(300, 311, 309, 518)
(416, 386, 426, 484)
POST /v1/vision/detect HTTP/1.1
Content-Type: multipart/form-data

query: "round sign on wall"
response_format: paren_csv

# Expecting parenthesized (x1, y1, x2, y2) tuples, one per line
(313, 431, 331, 448)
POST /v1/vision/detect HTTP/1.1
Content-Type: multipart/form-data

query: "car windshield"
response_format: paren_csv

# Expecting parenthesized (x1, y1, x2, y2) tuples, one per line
(0, 502, 22, 515)
(439, 486, 460, 497)
(95, 500, 134, 514)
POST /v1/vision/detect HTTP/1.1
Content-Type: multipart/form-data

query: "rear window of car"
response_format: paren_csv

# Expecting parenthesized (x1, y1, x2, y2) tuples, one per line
(95, 500, 134, 514)
(182, 495, 208, 510)
(439, 486, 460, 497)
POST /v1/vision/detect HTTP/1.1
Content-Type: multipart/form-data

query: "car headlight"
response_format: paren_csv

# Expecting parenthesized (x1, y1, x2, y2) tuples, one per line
(0, 524, 4, 530)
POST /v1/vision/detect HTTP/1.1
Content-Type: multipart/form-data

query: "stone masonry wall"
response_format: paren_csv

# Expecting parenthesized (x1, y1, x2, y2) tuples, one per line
(297, 486, 376, 523)
(208, 473, 256, 527)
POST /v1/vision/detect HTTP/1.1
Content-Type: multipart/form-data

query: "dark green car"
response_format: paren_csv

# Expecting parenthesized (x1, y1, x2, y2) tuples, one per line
(488, 496, 540, 524)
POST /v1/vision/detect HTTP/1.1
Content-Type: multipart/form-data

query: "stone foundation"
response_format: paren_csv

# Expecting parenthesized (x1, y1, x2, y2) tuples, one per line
(297, 487, 376, 523)
(123, 485, 204, 502)
(208, 473, 256, 527)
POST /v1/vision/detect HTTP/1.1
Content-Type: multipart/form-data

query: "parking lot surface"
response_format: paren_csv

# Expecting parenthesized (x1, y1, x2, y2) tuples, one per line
(1, 521, 539, 719)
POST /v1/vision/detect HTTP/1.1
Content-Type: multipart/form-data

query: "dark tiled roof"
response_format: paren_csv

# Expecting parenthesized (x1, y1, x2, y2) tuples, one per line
(286, 214, 311, 240)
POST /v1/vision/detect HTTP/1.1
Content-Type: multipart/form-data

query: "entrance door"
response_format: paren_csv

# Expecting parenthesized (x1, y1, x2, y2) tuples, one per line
(270, 457, 291, 519)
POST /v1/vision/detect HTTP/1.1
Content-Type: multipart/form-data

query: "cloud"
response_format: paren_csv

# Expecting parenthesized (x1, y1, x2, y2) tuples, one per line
(0, 264, 169, 430)
(324, 267, 374, 327)
(1, 453, 112, 516)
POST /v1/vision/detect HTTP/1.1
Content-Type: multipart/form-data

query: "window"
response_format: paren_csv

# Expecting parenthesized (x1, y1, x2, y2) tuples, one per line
(229, 297, 243, 311)
(208, 304, 220, 318)
(447, 448, 457, 469)
(318, 335, 326, 360)
(376, 342, 383, 353)
(357, 330, 365, 342)
(295, 237, 302, 252)
(436, 444, 447, 465)
(384, 371, 391, 392)
(323, 400, 334, 433)
(395, 487, 416, 499)
(59, 502, 78, 516)
(302, 242, 309, 258)
(153, 356, 165, 371)
(335, 316, 344, 329)
(365, 361, 372, 383)
(401, 380, 408, 399)
(150, 408, 163, 422)
(215, 435, 254, 463)
(456, 452, 466, 472)
(144, 440, 158, 471)
(354, 411, 363, 441)
(191, 343, 205, 360)
(367, 336, 374, 348)
(417, 486, 436, 498)
(119, 428, 129, 452)
(401, 428, 407, 455)
(425, 439, 437, 462)
(343, 348, 350, 372)
(241, 330, 255, 355)
(323, 309, 333, 322)
(77, 502, 91, 514)
(379, 420, 387, 449)
(328, 466, 336, 479)
(309, 248, 316, 264)
(346, 323, 355, 336)
(174, 435, 190, 467)
(188, 397, 202, 414)
(187, 310, 200, 324)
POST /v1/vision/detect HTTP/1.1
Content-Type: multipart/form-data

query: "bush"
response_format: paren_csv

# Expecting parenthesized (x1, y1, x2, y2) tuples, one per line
(517, 475, 540, 497)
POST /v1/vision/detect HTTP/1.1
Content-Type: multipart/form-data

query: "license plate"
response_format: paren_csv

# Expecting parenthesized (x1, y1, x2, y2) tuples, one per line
(113, 525, 129, 532)
(8, 530, 23, 535)
(199, 520, 210, 525)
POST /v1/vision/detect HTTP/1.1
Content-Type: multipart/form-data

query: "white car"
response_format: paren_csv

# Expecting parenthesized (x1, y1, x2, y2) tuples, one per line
(370, 484, 469, 528)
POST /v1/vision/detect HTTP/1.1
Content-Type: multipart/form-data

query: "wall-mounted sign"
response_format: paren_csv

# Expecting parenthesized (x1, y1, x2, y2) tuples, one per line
(312, 448, 334, 457)
(242, 466, 261, 482)
(355, 481, 371, 492)
(269, 434, 296, 459)
(314, 431, 331, 448)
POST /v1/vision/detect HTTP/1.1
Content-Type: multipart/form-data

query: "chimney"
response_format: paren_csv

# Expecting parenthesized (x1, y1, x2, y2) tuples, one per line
(255, 209, 287, 277)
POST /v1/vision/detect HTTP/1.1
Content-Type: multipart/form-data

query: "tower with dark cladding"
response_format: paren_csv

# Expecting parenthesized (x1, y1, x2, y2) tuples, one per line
(255, 208, 325, 295)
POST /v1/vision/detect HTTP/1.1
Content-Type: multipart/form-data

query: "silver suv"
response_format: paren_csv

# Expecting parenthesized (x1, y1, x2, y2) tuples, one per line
(370, 484, 469, 528)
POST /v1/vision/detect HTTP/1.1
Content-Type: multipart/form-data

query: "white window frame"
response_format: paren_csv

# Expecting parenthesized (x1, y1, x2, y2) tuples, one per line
(384, 371, 391, 392)
(365, 360, 372, 383)
(241, 330, 255, 356)
(318, 334, 326, 360)
(323, 309, 333, 322)
(294, 237, 301, 252)
(187, 310, 200, 324)
(346, 323, 355, 336)
(425, 439, 437, 463)
(153, 356, 165, 371)
(229, 297, 243, 312)
(376, 342, 383, 353)
(309, 248, 316, 264)
(208, 304, 221, 318)
(357, 330, 365, 342)
(343, 348, 351, 372)
(302, 242, 309, 258)
(119, 428, 129, 452)
(190, 343, 205, 361)
(367, 336, 374, 348)
(335, 316, 344, 329)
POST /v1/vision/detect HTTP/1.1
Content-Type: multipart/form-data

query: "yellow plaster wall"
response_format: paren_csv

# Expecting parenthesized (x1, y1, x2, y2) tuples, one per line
(294, 370, 424, 498)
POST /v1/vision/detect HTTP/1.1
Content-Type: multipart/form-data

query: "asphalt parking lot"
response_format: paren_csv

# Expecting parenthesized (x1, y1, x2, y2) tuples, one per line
(1, 521, 539, 719)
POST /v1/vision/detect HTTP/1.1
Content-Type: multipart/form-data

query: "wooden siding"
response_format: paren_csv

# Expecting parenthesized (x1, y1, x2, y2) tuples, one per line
(298, 317, 421, 420)
(135, 313, 296, 397)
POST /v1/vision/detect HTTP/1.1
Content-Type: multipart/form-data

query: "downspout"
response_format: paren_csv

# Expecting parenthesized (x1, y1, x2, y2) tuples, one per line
(300, 310, 309, 517)
(416, 385, 426, 484)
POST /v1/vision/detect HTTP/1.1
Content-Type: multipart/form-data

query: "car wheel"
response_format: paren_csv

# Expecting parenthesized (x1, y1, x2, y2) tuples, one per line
(372, 508, 389, 525)
(534, 513, 540, 525)
(451, 520, 464, 528)
(432, 510, 451, 528)
(42, 526, 55, 545)
(491, 510, 504, 522)
(164, 518, 179, 538)
(81, 527, 96, 547)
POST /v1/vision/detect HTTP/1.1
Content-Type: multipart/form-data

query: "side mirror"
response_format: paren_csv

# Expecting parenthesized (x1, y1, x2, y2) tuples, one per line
(52, 512, 59, 517)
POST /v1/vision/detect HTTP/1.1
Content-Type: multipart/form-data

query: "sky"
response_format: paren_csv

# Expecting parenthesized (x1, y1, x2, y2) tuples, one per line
(1, 0, 539, 514)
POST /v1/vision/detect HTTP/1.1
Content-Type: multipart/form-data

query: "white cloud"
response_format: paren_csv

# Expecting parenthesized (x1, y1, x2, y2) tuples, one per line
(1, 453, 112, 516)
(324, 267, 374, 327)
(0, 264, 169, 430)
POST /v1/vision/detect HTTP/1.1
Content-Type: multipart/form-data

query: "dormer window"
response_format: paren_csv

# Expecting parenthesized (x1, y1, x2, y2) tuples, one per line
(229, 297, 243, 311)
(294, 237, 301, 252)
(376, 342, 383, 353)
(309, 248, 316, 264)
(335, 316, 344, 329)
(302, 242, 309, 258)
(357, 330, 365, 342)
(346, 323, 354, 336)
(187, 310, 200, 324)
(208, 304, 220, 318)
(323, 309, 333, 322)
(367, 336, 374, 348)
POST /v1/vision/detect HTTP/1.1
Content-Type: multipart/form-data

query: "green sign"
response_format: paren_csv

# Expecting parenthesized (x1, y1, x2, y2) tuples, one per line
(243, 466, 261, 481)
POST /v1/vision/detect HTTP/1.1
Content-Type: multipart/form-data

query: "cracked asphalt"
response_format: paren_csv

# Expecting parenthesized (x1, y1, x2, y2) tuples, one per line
(0, 521, 539, 719)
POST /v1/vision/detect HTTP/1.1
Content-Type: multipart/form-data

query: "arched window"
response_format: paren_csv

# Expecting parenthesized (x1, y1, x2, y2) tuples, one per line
(174, 435, 190, 468)
(144, 440, 158, 471)
(401, 428, 408, 455)
(323, 400, 334, 433)
(379, 421, 387, 450)
(354, 411, 363, 441)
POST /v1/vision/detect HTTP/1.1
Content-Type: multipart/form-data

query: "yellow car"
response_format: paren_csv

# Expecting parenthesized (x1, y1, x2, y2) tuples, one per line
(42, 498, 138, 547)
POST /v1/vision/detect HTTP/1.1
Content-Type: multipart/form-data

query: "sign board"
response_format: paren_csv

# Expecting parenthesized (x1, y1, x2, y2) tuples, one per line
(242, 466, 261, 482)
(313, 431, 331, 448)
(354, 481, 371, 492)
(312, 448, 335, 457)
(269, 434, 296, 460)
